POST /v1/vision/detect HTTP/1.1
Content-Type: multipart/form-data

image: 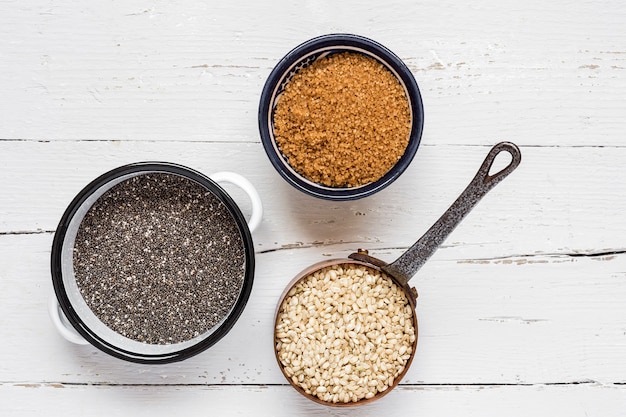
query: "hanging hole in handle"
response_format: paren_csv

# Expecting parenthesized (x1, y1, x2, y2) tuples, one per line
(488, 150, 512, 177)
(483, 142, 522, 185)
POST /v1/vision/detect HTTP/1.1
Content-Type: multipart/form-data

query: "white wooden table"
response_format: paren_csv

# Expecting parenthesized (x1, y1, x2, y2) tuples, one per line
(2, 1, 625, 415)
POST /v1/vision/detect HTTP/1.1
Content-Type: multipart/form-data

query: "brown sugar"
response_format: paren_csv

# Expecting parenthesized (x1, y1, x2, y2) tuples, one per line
(273, 52, 411, 188)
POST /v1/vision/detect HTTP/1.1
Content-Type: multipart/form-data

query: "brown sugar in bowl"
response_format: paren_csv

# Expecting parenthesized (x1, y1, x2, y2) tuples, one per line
(259, 34, 424, 201)
(273, 52, 411, 189)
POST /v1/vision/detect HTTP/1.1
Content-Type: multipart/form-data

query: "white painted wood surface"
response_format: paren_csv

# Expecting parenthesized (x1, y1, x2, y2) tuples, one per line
(1, 1, 625, 415)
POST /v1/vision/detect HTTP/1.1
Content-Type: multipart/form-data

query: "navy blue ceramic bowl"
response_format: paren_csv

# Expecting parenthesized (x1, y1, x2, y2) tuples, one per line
(259, 34, 424, 201)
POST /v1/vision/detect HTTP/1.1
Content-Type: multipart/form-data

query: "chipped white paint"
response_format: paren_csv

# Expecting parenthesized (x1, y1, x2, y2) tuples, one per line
(1, 0, 626, 416)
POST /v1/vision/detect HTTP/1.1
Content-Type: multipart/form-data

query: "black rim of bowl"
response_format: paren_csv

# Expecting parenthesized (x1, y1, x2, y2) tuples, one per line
(50, 162, 255, 364)
(259, 33, 424, 201)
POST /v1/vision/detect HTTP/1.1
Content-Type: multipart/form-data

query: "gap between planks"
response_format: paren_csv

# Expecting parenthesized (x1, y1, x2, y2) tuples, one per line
(1, 231, 624, 261)
(5, 381, 621, 388)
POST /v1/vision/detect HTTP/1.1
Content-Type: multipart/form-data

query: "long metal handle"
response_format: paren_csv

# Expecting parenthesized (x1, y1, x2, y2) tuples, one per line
(382, 142, 521, 285)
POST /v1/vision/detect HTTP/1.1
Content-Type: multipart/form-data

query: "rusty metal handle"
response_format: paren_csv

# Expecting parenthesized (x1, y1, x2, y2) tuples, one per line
(382, 142, 521, 285)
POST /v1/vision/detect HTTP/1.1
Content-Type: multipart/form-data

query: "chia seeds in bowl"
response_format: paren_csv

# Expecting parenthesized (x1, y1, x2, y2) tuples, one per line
(51, 162, 256, 363)
(73, 173, 245, 345)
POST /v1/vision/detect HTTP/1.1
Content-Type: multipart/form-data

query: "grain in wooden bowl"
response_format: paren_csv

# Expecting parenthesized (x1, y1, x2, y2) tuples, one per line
(274, 263, 416, 405)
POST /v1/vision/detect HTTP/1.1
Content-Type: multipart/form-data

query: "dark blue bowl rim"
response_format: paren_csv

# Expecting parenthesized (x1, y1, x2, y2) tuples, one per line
(258, 33, 424, 201)
(50, 162, 255, 364)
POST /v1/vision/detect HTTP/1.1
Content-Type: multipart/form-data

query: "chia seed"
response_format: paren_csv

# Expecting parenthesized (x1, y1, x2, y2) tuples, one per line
(73, 173, 246, 345)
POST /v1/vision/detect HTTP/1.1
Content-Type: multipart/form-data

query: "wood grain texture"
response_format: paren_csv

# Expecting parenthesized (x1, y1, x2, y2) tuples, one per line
(1, 0, 625, 415)
(1, 233, 624, 386)
(1, 141, 625, 258)
(1, 383, 625, 417)
(1, 0, 624, 145)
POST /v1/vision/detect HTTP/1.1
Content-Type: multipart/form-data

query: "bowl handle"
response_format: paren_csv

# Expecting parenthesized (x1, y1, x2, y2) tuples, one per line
(382, 142, 522, 284)
(48, 293, 90, 345)
(209, 172, 263, 233)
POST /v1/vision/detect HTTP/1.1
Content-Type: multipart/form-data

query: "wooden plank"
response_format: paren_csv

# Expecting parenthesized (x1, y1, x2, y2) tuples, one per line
(1, 233, 624, 385)
(1, 141, 625, 260)
(0, 1, 624, 145)
(1, 1, 626, 415)
(1, 383, 624, 417)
